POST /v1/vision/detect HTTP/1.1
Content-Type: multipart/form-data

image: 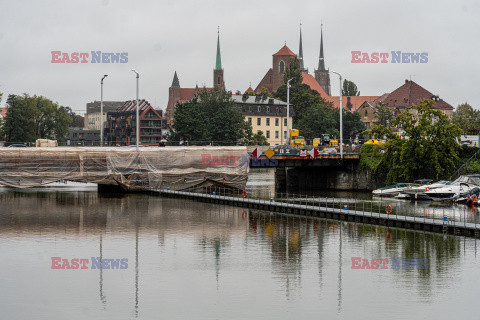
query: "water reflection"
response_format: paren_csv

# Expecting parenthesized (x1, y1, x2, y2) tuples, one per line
(0, 188, 478, 319)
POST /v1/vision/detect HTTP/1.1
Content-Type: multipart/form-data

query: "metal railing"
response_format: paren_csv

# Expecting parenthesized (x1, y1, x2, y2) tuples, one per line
(155, 185, 480, 230)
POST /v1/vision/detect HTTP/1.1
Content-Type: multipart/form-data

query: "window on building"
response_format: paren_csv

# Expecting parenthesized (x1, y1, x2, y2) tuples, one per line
(266, 118, 270, 126)
(365, 110, 368, 117)
(248, 117, 252, 125)
(279, 61, 285, 73)
(217, 76, 221, 84)
(266, 130, 270, 138)
(284, 118, 287, 126)
(257, 118, 261, 126)
(275, 118, 279, 126)
(275, 131, 279, 139)
(284, 131, 287, 139)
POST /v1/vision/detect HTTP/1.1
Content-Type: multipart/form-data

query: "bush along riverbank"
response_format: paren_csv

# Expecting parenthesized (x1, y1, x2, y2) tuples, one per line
(359, 99, 469, 187)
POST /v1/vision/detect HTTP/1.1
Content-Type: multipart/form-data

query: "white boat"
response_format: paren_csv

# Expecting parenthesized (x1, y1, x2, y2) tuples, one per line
(401, 180, 451, 200)
(425, 175, 480, 201)
(372, 183, 418, 197)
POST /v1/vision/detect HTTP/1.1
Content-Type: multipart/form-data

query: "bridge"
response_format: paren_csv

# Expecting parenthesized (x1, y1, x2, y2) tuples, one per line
(0, 145, 363, 192)
(249, 145, 364, 192)
(0, 146, 248, 190)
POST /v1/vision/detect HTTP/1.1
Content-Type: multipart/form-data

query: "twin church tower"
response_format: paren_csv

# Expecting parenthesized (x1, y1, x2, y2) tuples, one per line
(165, 26, 330, 126)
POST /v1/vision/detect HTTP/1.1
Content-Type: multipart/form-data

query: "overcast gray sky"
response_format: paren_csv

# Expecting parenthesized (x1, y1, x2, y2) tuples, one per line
(0, 0, 479, 114)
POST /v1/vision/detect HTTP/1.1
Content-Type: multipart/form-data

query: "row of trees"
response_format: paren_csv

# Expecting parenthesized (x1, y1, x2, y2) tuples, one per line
(0, 93, 78, 143)
(170, 88, 268, 145)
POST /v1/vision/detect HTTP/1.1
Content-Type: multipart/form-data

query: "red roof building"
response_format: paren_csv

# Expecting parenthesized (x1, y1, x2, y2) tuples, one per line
(382, 80, 453, 115)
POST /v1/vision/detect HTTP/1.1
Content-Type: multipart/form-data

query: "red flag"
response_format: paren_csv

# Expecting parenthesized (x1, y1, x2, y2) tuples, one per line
(252, 148, 257, 158)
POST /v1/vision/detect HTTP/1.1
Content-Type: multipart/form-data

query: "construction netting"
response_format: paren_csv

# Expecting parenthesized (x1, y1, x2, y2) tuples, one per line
(0, 146, 249, 190)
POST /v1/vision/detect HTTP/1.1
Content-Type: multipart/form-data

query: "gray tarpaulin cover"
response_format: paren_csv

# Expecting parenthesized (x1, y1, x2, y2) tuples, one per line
(0, 146, 249, 190)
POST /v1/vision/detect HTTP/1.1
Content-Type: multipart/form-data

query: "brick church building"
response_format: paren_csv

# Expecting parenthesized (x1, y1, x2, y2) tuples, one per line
(255, 25, 331, 96)
(164, 31, 224, 128)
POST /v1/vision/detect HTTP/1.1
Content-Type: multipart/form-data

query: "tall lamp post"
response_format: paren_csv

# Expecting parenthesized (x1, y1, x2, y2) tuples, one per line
(331, 71, 343, 159)
(131, 69, 140, 150)
(286, 78, 293, 145)
(100, 74, 108, 147)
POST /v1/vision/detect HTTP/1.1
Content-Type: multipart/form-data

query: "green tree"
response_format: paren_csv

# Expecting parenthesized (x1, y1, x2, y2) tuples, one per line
(335, 108, 366, 140)
(374, 102, 395, 126)
(342, 79, 360, 96)
(296, 105, 337, 138)
(275, 83, 325, 124)
(366, 99, 463, 184)
(2, 94, 72, 143)
(170, 88, 251, 145)
(65, 106, 85, 127)
(452, 103, 479, 134)
(258, 87, 272, 98)
(283, 55, 303, 86)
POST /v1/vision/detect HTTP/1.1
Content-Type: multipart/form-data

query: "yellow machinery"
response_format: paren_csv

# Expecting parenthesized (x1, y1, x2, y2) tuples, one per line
(329, 139, 339, 147)
(289, 129, 306, 148)
(364, 139, 382, 145)
(313, 134, 331, 147)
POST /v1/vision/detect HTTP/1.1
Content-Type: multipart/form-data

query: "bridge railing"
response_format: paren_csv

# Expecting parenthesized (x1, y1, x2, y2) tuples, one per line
(157, 185, 480, 227)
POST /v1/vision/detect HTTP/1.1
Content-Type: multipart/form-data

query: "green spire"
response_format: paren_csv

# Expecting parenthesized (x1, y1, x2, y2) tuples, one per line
(215, 29, 222, 71)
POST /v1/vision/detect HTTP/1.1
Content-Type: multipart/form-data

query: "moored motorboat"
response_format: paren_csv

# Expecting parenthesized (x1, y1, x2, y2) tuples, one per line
(372, 183, 419, 197)
(402, 180, 451, 200)
(425, 175, 480, 201)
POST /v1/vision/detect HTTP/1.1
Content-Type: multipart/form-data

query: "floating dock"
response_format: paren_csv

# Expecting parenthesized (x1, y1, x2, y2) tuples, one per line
(158, 189, 480, 238)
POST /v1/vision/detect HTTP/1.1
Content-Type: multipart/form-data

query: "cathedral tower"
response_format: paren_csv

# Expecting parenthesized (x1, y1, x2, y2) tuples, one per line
(314, 25, 331, 96)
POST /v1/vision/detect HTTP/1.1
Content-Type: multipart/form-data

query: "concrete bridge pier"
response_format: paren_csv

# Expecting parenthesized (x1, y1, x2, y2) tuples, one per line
(98, 184, 128, 193)
(275, 162, 373, 192)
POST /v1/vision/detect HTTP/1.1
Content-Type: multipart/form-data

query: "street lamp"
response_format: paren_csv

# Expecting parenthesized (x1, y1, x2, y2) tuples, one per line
(286, 78, 293, 145)
(100, 74, 108, 147)
(331, 71, 343, 159)
(131, 69, 139, 150)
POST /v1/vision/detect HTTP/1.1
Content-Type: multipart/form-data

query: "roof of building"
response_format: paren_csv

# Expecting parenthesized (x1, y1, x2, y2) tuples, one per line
(231, 94, 287, 105)
(117, 99, 152, 112)
(383, 80, 453, 110)
(327, 96, 380, 112)
(273, 45, 295, 56)
(301, 73, 329, 98)
(254, 68, 273, 93)
(174, 87, 213, 104)
(245, 86, 254, 94)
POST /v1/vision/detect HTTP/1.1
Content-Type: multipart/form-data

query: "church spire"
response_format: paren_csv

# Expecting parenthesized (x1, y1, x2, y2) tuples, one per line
(215, 27, 222, 71)
(298, 23, 307, 73)
(171, 71, 180, 88)
(213, 27, 225, 90)
(318, 24, 326, 71)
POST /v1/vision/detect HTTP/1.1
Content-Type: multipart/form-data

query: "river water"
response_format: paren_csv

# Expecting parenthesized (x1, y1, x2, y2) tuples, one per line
(1, 169, 479, 319)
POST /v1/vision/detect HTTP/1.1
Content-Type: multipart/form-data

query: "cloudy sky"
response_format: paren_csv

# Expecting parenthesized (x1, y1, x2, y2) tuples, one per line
(0, 0, 479, 115)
